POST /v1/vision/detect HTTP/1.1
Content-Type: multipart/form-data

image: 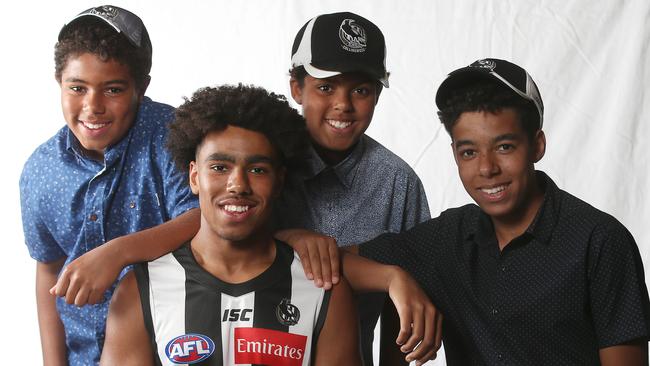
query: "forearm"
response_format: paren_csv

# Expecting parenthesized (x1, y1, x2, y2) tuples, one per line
(36, 260, 67, 366)
(599, 340, 648, 366)
(109, 208, 200, 266)
(341, 249, 403, 293)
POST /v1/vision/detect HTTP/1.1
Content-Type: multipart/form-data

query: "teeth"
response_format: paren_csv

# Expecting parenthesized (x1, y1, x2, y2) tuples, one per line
(224, 205, 249, 213)
(327, 120, 352, 129)
(482, 185, 506, 195)
(83, 122, 108, 130)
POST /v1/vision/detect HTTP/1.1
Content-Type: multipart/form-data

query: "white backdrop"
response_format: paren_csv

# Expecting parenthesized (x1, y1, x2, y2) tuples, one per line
(1, 1, 648, 365)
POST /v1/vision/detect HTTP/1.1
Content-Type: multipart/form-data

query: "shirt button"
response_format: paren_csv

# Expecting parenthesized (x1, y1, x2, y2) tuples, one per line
(89, 213, 98, 222)
(501, 266, 506, 272)
(497, 353, 503, 361)
(492, 308, 498, 315)
(129, 202, 136, 209)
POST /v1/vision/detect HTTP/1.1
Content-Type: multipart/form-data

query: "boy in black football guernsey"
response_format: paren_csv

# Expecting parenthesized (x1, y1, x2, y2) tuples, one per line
(100, 85, 361, 365)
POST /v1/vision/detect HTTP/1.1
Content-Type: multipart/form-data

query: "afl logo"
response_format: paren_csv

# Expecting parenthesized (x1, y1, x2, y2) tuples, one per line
(88, 5, 119, 19)
(339, 19, 367, 52)
(165, 333, 215, 364)
(470, 59, 497, 71)
(276, 298, 300, 326)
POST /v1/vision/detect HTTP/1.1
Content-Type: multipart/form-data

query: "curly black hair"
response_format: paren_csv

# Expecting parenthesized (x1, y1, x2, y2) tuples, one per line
(437, 80, 539, 141)
(167, 84, 309, 173)
(55, 17, 151, 91)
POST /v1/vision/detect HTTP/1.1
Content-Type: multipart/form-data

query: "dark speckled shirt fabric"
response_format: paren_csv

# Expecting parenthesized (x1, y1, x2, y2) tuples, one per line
(360, 171, 650, 365)
(276, 134, 430, 365)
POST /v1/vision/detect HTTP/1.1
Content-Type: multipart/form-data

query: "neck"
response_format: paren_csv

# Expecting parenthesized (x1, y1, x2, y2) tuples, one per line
(190, 227, 276, 283)
(313, 141, 355, 166)
(492, 176, 545, 250)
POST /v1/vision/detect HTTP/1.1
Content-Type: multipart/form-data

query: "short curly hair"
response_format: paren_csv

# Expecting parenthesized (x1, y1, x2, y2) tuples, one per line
(437, 80, 539, 141)
(55, 17, 151, 91)
(167, 84, 309, 173)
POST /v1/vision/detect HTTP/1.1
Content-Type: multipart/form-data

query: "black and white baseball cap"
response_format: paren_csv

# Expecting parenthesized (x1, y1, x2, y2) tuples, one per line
(58, 5, 151, 53)
(291, 12, 389, 87)
(436, 58, 544, 128)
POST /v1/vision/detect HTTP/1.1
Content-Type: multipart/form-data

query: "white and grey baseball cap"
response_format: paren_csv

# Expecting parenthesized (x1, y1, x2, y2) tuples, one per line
(436, 58, 544, 128)
(59, 5, 151, 52)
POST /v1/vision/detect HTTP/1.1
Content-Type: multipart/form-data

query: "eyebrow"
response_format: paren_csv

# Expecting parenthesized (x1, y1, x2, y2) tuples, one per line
(204, 153, 276, 165)
(454, 133, 521, 149)
(63, 77, 130, 85)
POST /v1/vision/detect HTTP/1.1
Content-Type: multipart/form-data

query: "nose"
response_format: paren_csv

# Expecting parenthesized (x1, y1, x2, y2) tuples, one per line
(83, 90, 105, 114)
(333, 90, 353, 112)
(227, 167, 251, 195)
(478, 152, 500, 177)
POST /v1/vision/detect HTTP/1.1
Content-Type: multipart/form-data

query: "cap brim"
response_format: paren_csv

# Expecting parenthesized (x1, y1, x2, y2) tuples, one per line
(303, 63, 389, 88)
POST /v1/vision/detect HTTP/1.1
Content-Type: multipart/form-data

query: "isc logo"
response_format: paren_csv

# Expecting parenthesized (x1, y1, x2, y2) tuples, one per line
(223, 308, 253, 322)
(165, 333, 215, 364)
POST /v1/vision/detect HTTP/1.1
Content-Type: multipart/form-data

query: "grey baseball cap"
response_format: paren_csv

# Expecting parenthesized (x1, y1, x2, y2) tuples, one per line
(58, 5, 151, 52)
(436, 58, 544, 128)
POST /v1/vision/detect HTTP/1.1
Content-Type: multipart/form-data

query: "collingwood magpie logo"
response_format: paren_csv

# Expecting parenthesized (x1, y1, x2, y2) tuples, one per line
(89, 5, 119, 19)
(339, 19, 367, 53)
(276, 298, 300, 326)
(470, 59, 497, 71)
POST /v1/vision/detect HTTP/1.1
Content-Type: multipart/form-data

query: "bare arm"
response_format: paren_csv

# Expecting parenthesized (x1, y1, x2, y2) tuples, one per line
(599, 340, 648, 366)
(51, 208, 200, 306)
(342, 249, 442, 365)
(36, 258, 67, 366)
(313, 277, 362, 366)
(100, 271, 154, 366)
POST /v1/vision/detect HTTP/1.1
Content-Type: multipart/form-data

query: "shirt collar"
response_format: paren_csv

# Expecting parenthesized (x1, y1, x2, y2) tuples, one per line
(469, 170, 559, 247)
(64, 97, 150, 166)
(301, 135, 367, 189)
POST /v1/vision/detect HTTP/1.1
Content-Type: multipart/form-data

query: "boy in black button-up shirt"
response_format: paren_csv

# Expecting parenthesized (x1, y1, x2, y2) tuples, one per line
(297, 58, 650, 365)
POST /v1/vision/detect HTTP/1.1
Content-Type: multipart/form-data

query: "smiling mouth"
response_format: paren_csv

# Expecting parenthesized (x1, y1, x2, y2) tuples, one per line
(223, 204, 250, 213)
(326, 119, 352, 129)
(480, 185, 508, 195)
(80, 121, 110, 130)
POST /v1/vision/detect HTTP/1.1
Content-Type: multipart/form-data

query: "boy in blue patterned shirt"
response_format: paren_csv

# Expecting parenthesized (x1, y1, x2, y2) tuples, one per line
(19, 6, 199, 365)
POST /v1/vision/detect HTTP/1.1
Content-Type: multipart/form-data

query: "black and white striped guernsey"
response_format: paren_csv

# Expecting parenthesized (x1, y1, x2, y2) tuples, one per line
(134, 241, 330, 366)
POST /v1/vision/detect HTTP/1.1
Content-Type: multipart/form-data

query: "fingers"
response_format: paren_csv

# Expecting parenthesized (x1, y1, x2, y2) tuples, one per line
(406, 304, 437, 363)
(434, 311, 443, 352)
(394, 303, 413, 346)
(401, 303, 424, 354)
(50, 266, 71, 297)
(74, 286, 91, 307)
(318, 247, 332, 290)
(307, 243, 324, 288)
(296, 246, 314, 281)
(64, 275, 81, 305)
(328, 244, 340, 285)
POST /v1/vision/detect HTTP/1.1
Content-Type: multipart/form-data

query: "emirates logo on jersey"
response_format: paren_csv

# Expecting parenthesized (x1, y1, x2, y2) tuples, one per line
(234, 327, 307, 366)
(276, 298, 300, 326)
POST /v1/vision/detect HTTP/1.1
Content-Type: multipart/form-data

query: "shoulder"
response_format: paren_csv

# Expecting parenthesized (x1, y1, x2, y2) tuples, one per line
(360, 135, 420, 178)
(21, 127, 69, 186)
(129, 97, 176, 142)
(556, 188, 630, 238)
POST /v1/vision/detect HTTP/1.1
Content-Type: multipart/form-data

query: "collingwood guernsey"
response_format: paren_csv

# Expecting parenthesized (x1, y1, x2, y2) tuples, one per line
(134, 241, 330, 366)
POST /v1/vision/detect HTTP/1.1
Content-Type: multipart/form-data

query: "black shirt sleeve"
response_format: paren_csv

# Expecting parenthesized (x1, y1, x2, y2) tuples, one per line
(358, 218, 440, 294)
(587, 216, 650, 348)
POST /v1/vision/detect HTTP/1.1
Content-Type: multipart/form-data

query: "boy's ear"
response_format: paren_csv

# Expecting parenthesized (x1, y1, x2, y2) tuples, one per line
(289, 78, 303, 105)
(532, 130, 546, 163)
(189, 161, 199, 195)
(138, 75, 151, 100)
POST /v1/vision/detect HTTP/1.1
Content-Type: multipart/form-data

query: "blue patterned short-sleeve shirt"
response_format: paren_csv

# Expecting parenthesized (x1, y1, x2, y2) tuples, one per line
(19, 97, 198, 366)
